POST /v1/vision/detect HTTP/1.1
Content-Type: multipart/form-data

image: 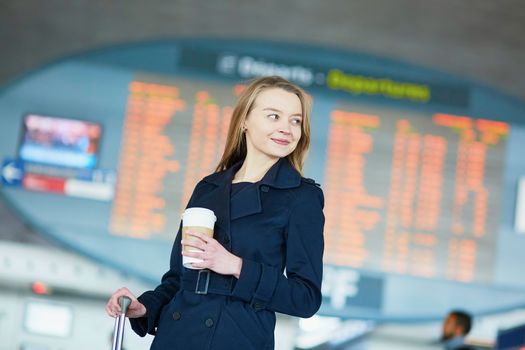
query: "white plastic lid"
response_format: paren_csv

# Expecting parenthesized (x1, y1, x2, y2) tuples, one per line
(181, 207, 216, 228)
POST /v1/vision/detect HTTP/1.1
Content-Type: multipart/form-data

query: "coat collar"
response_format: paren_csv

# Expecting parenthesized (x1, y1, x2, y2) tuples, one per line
(201, 157, 302, 224)
(202, 157, 302, 189)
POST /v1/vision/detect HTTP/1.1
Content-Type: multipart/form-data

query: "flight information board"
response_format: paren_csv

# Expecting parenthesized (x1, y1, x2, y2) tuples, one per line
(323, 107, 508, 284)
(109, 80, 236, 239)
(107, 76, 509, 285)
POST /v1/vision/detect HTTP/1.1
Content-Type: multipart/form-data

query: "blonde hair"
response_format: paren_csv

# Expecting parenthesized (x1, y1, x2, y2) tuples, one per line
(215, 76, 312, 174)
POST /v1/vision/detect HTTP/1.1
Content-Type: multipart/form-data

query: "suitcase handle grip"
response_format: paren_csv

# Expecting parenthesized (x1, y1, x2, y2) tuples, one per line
(120, 296, 131, 315)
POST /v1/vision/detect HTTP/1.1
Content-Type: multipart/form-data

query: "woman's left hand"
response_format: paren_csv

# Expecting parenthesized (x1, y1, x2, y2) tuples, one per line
(182, 231, 243, 278)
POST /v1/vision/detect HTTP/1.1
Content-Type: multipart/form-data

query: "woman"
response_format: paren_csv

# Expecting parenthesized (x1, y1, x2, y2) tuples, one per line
(106, 76, 325, 350)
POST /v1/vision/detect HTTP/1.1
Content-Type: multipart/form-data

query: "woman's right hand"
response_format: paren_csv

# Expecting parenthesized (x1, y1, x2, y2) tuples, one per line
(105, 287, 147, 319)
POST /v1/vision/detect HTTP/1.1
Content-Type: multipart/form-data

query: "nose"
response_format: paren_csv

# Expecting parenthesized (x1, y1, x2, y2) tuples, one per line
(278, 119, 292, 135)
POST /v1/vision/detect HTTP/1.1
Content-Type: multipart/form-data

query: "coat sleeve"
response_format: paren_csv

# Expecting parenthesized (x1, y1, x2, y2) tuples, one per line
(130, 182, 204, 336)
(231, 184, 325, 318)
(129, 223, 183, 336)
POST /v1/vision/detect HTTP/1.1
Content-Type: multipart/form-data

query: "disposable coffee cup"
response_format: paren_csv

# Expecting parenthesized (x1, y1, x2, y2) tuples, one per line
(181, 207, 216, 269)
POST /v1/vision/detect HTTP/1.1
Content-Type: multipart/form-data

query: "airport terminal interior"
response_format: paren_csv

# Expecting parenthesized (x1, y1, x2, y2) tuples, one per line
(1, 1, 525, 349)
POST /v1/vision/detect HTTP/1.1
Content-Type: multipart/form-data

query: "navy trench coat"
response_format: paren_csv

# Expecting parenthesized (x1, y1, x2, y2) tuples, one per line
(130, 157, 325, 349)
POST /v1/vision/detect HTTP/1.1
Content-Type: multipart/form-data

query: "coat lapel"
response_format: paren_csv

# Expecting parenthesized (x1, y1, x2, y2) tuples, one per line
(230, 184, 262, 220)
(227, 158, 302, 221)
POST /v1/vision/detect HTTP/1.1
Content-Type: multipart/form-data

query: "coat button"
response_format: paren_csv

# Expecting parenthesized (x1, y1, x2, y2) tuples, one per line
(224, 236, 230, 244)
(254, 302, 263, 310)
(205, 318, 214, 328)
(173, 311, 181, 321)
(260, 185, 269, 192)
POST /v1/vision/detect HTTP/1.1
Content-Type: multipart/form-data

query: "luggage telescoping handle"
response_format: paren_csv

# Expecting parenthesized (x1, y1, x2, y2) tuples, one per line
(111, 296, 132, 350)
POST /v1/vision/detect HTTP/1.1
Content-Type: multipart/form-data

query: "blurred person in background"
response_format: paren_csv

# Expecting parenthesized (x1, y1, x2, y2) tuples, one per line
(106, 76, 325, 350)
(441, 310, 475, 350)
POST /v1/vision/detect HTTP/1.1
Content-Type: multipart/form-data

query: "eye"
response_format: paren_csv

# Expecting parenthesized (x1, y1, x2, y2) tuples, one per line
(267, 113, 279, 120)
(291, 117, 303, 125)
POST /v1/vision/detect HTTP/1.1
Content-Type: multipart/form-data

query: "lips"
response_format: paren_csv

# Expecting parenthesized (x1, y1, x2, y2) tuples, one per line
(271, 138, 291, 146)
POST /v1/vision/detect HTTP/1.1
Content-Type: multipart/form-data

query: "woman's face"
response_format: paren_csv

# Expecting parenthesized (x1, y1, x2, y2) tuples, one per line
(243, 88, 303, 162)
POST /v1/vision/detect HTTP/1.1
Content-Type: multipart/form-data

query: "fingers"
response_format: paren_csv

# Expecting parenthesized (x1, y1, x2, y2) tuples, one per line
(181, 253, 208, 270)
(105, 287, 136, 318)
(181, 231, 227, 272)
(185, 230, 212, 243)
(182, 249, 204, 258)
(181, 238, 207, 251)
(190, 261, 207, 269)
(182, 231, 216, 253)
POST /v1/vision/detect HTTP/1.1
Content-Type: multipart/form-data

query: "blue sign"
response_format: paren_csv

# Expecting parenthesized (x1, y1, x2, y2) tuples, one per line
(1, 158, 24, 187)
